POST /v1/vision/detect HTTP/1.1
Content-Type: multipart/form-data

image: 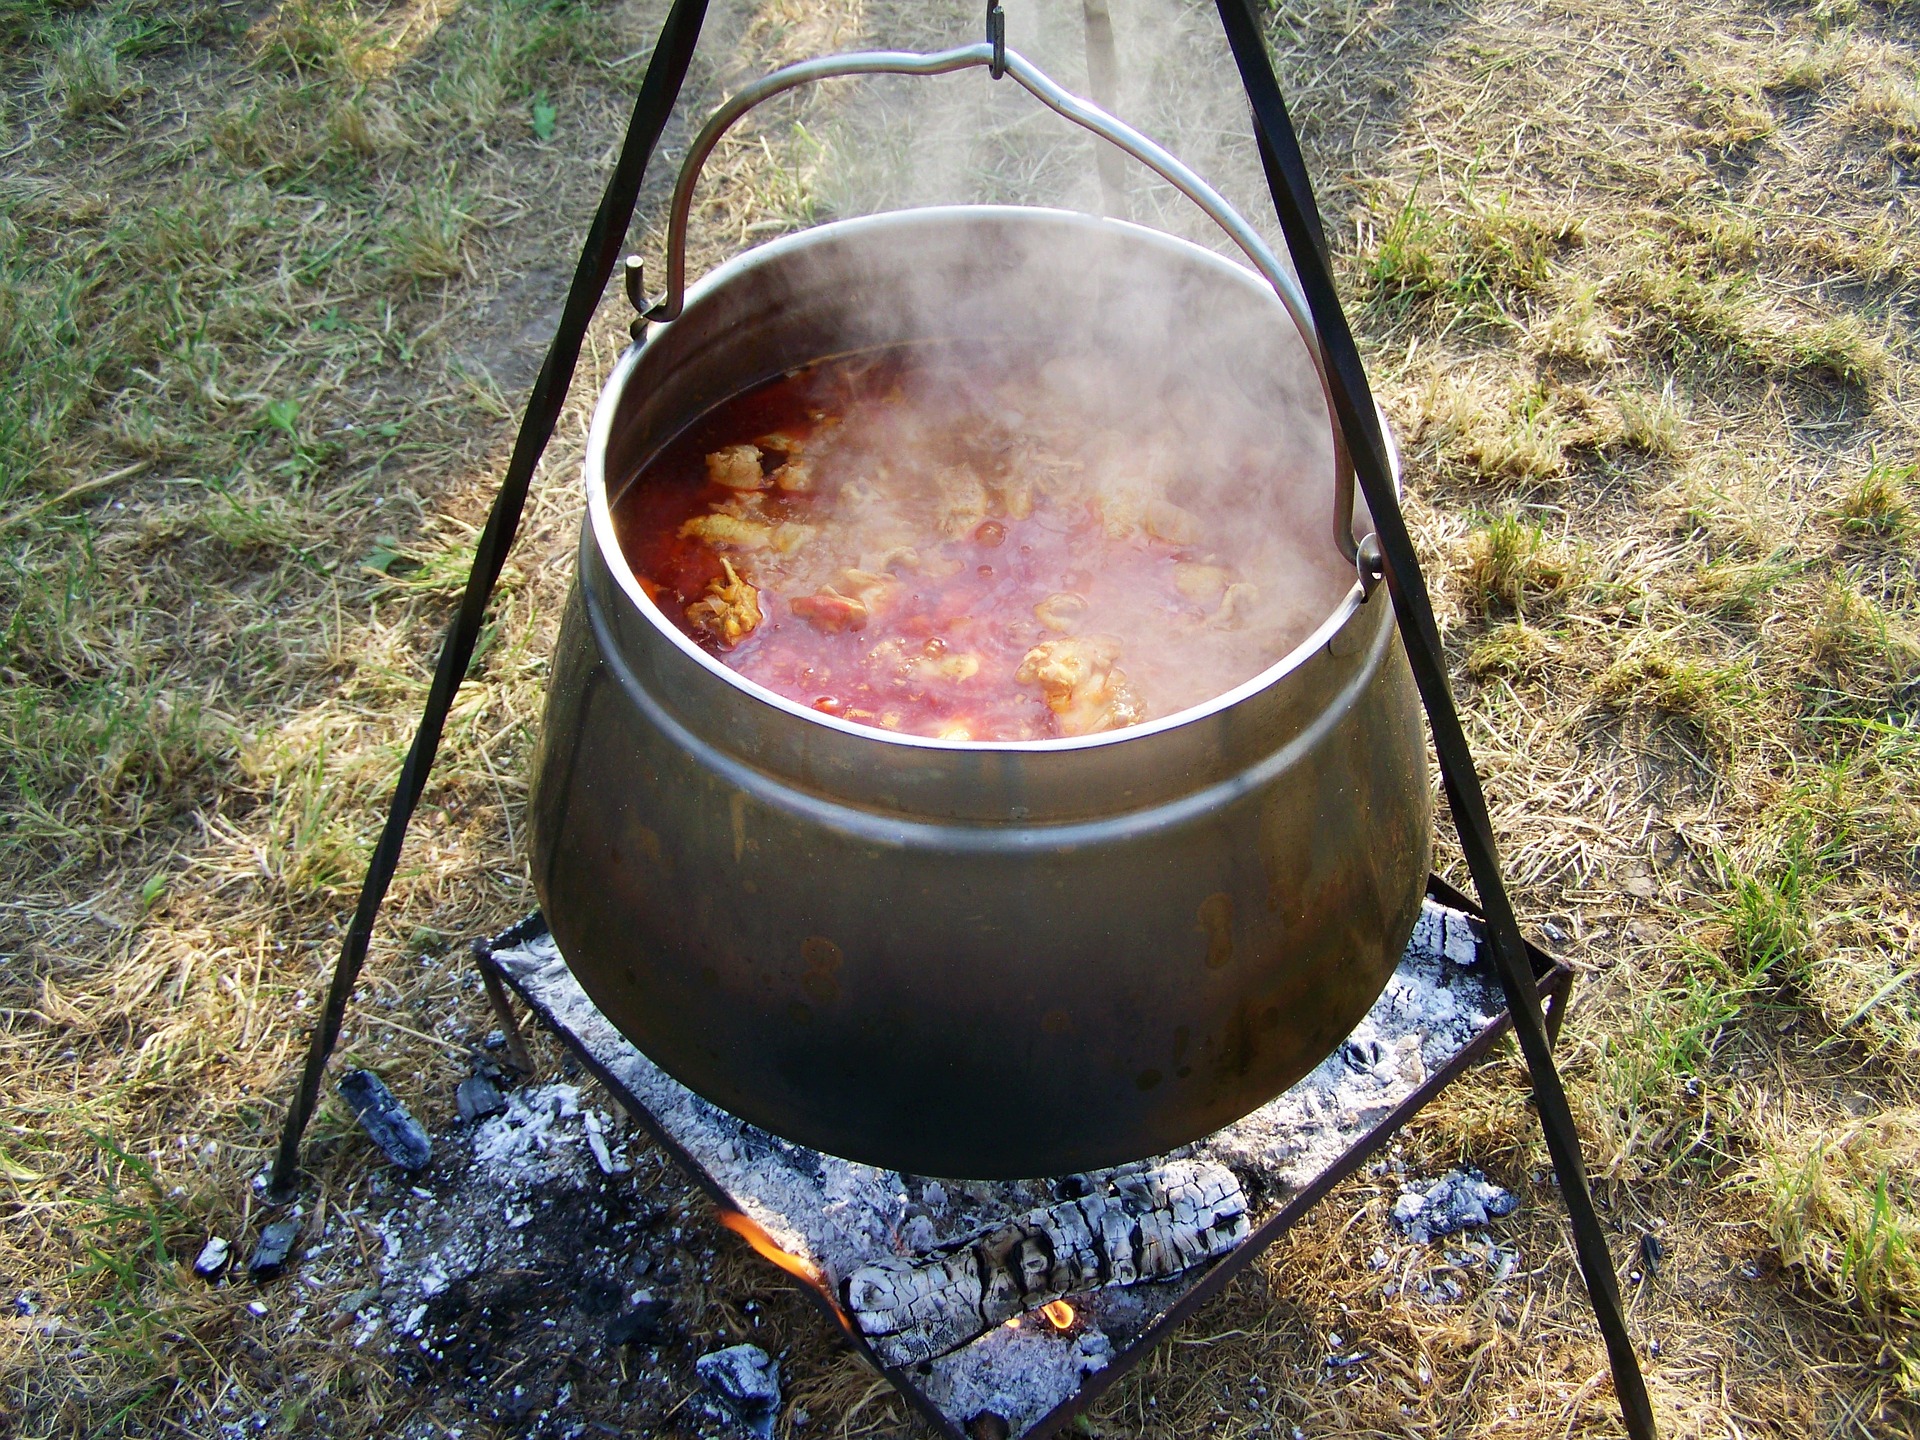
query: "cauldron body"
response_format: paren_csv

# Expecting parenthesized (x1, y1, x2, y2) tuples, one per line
(527, 207, 1431, 1179)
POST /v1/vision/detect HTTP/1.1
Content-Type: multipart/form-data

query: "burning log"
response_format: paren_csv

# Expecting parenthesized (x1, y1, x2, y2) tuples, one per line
(845, 1159, 1248, 1366)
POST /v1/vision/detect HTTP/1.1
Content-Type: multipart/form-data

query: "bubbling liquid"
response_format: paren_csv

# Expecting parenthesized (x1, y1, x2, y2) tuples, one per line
(611, 344, 1349, 742)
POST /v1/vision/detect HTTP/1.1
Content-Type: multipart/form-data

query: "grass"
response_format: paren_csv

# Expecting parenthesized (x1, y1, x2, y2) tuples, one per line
(1, 0, 1919, 1437)
(1358, 183, 1577, 321)
(1830, 457, 1919, 541)
(1459, 511, 1576, 613)
(1753, 1112, 1920, 1392)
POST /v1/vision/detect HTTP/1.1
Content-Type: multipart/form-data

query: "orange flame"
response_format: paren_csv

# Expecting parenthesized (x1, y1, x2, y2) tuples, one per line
(1040, 1299, 1076, 1330)
(717, 1208, 826, 1289)
(716, 1208, 862, 1342)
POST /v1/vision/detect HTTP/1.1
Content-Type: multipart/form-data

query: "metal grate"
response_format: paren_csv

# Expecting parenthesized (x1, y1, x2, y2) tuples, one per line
(471, 876, 1570, 1440)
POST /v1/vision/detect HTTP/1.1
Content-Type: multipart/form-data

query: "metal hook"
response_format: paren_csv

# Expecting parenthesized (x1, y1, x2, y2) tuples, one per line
(623, 254, 650, 338)
(1356, 533, 1385, 599)
(986, 0, 1006, 78)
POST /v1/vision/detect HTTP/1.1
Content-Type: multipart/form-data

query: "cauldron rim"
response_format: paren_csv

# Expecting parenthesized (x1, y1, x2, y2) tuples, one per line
(584, 203, 1394, 756)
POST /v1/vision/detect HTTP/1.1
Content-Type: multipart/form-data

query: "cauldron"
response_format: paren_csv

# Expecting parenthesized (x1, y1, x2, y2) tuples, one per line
(527, 50, 1429, 1179)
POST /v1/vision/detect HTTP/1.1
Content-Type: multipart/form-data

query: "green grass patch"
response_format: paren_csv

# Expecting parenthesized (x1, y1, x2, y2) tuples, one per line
(1596, 639, 1757, 752)
(1465, 618, 1555, 680)
(1719, 854, 1825, 987)
(1684, 551, 1802, 619)
(1614, 265, 1889, 387)
(1753, 1112, 1920, 1394)
(1584, 965, 1748, 1174)
(1827, 457, 1918, 541)
(1807, 579, 1919, 683)
(1358, 185, 1578, 321)
(1460, 513, 1575, 613)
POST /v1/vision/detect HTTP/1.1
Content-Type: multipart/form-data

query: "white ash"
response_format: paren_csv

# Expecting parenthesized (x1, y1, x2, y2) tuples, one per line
(296, 1079, 724, 1439)
(1198, 902, 1500, 1189)
(695, 1343, 781, 1440)
(497, 931, 913, 1280)
(192, 1236, 230, 1279)
(1390, 1169, 1519, 1245)
(919, 1320, 1115, 1438)
(374, 1083, 628, 1325)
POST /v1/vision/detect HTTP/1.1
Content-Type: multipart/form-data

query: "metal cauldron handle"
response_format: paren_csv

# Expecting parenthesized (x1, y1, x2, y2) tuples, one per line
(631, 41, 1366, 573)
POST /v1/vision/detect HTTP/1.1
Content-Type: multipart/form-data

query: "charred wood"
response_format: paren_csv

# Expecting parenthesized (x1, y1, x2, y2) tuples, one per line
(845, 1159, 1248, 1366)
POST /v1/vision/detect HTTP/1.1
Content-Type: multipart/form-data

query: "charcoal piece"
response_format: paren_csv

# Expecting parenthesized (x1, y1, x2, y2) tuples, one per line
(456, 1074, 506, 1123)
(696, 1343, 780, 1439)
(1638, 1231, 1663, 1277)
(1390, 1168, 1518, 1244)
(607, 1296, 671, 1346)
(578, 1279, 623, 1317)
(192, 1236, 231, 1279)
(247, 1219, 302, 1280)
(338, 1069, 431, 1170)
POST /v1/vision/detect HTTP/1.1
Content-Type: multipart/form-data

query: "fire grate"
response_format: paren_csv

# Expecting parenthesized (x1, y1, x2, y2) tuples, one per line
(472, 876, 1569, 1440)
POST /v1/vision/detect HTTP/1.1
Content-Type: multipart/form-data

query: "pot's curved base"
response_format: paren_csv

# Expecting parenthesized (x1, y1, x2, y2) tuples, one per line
(531, 587, 1430, 1180)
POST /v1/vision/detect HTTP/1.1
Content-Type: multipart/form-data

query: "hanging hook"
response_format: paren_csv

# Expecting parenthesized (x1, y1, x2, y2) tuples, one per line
(623, 254, 651, 338)
(986, 0, 1006, 78)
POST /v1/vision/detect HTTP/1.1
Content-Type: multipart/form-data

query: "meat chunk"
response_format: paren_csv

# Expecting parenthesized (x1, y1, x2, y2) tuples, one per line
(1012, 444, 1084, 501)
(1145, 498, 1202, 545)
(770, 522, 813, 554)
(1173, 563, 1232, 604)
(993, 476, 1035, 520)
(838, 567, 895, 596)
(753, 434, 814, 491)
(772, 458, 815, 493)
(706, 444, 768, 491)
(681, 513, 772, 550)
(836, 567, 900, 614)
(867, 637, 981, 684)
(858, 545, 921, 574)
(1211, 582, 1259, 630)
(1033, 592, 1089, 633)
(912, 649, 981, 683)
(934, 464, 989, 539)
(685, 559, 761, 647)
(1016, 637, 1145, 737)
(791, 586, 869, 633)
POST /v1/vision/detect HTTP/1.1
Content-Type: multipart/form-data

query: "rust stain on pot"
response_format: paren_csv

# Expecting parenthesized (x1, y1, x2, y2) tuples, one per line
(610, 817, 666, 874)
(801, 937, 843, 1002)
(730, 792, 747, 862)
(1198, 892, 1234, 969)
(1041, 1008, 1073, 1036)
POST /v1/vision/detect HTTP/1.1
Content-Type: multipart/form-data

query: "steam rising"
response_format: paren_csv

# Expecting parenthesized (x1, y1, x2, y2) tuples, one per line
(614, 3, 1357, 741)
(618, 198, 1358, 740)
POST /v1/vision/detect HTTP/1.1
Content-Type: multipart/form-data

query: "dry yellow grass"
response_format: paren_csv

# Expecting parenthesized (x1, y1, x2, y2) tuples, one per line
(3, 0, 1918, 1437)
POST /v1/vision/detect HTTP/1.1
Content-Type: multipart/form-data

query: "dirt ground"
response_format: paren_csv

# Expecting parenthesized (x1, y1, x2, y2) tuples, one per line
(3, 0, 1918, 1436)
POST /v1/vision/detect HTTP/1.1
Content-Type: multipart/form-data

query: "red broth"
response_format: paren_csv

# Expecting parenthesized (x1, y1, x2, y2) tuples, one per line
(611, 345, 1341, 742)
